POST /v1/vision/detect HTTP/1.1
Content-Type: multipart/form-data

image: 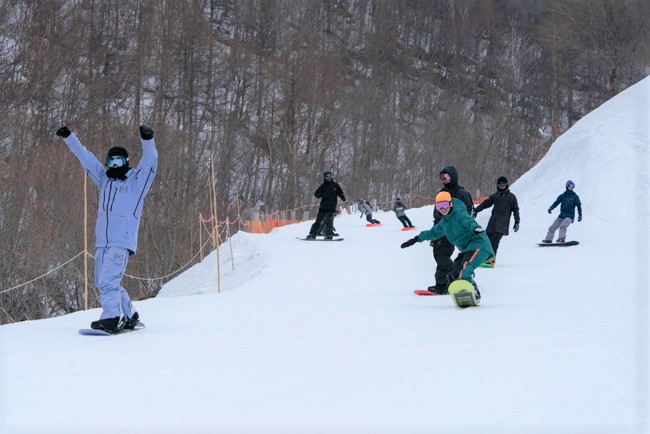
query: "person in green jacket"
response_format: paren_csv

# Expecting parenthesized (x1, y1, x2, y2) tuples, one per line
(401, 191, 494, 297)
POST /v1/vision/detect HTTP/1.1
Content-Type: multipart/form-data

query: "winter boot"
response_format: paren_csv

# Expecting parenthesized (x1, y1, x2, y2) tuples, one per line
(541, 239, 552, 244)
(426, 284, 449, 295)
(124, 312, 140, 330)
(556, 238, 565, 243)
(472, 282, 481, 304)
(305, 234, 316, 240)
(90, 316, 124, 333)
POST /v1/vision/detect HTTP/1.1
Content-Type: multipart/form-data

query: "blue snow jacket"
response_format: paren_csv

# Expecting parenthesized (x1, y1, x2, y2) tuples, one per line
(549, 190, 582, 222)
(64, 133, 158, 255)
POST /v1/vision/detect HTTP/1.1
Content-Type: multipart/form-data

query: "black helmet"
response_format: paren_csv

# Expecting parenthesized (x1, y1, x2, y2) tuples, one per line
(105, 146, 129, 167)
(497, 176, 508, 189)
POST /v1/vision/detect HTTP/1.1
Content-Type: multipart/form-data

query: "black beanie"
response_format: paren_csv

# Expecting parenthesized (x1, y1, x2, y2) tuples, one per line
(107, 146, 129, 160)
(497, 176, 508, 185)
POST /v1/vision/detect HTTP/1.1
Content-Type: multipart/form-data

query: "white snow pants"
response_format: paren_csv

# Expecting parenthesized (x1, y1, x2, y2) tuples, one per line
(94, 247, 134, 319)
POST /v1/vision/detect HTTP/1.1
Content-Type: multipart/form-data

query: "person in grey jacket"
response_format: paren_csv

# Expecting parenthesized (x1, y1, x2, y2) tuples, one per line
(392, 198, 414, 228)
(56, 124, 157, 333)
(358, 198, 380, 224)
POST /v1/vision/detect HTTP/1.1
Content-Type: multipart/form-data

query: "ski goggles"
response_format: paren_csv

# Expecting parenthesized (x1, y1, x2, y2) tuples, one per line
(567, 183, 575, 189)
(497, 182, 508, 188)
(440, 173, 451, 182)
(435, 201, 451, 211)
(324, 173, 333, 181)
(106, 155, 127, 167)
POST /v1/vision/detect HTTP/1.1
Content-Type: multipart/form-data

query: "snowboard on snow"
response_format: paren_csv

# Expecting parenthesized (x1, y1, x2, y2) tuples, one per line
(401, 227, 417, 231)
(537, 241, 579, 247)
(79, 323, 145, 336)
(296, 236, 344, 242)
(365, 223, 382, 227)
(448, 280, 480, 308)
(413, 289, 445, 296)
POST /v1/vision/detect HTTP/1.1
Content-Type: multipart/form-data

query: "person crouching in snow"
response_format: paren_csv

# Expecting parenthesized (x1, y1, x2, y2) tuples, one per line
(400, 192, 494, 298)
(358, 198, 380, 224)
(542, 180, 582, 243)
(56, 124, 157, 333)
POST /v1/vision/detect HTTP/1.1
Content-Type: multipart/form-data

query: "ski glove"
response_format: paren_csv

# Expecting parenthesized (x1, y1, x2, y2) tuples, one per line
(578, 215, 582, 222)
(514, 222, 519, 232)
(400, 236, 419, 249)
(547, 209, 552, 214)
(139, 124, 154, 140)
(56, 126, 71, 138)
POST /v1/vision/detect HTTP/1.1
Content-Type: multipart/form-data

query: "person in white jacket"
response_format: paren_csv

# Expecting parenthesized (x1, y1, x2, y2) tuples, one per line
(56, 124, 157, 333)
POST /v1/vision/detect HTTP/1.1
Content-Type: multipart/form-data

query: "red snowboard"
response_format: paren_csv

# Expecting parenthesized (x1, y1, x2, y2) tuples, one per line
(413, 289, 445, 296)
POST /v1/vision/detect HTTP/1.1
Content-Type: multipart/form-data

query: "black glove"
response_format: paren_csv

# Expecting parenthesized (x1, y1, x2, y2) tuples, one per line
(547, 209, 552, 214)
(578, 215, 582, 222)
(514, 222, 519, 232)
(56, 126, 71, 138)
(400, 236, 419, 249)
(140, 124, 154, 140)
(340, 196, 346, 202)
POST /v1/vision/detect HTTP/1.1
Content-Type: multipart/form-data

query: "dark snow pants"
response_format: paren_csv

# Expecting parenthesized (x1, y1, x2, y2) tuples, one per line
(310, 210, 336, 236)
(397, 215, 413, 228)
(432, 236, 454, 286)
(487, 232, 503, 256)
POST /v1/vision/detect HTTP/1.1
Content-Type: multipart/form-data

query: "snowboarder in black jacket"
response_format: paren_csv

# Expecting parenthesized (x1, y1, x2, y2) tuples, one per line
(306, 171, 345, 239)
(429, 166, 474, 294)
(472, 176, 520, 265)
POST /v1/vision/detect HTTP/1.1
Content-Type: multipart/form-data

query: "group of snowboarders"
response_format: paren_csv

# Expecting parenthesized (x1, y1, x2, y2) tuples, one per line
(305, 166, 582, 305)
(56, 119, 583, 330)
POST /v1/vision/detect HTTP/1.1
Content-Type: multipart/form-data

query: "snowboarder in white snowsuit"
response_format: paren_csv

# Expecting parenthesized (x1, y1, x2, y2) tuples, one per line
(56, 125, 157, 332)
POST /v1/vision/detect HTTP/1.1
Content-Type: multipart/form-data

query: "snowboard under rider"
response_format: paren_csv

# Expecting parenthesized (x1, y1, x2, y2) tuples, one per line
(401, 191, 494, 299)
(56, 124, 157, 333)
(472, 176, 520, 266)
(306, 171, 345, 240)
(542, 180, 582, 243)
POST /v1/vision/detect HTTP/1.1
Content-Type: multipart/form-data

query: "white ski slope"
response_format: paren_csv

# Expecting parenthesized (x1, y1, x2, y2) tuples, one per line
(2, 76, 649, 434)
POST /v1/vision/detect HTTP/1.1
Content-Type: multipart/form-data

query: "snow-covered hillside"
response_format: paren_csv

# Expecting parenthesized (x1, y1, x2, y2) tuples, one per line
(2, 77, 649, 434)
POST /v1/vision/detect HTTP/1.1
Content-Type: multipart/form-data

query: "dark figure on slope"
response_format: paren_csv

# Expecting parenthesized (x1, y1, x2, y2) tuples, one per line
(56, 125, 157, 333)
(393, 198, 414, 228)
(306, 171, 345, 240)
(429, 166, 474, 294)
(542, 180, 582, 243)
(401, 192, 494, 300)
(472, 176, 520, 266)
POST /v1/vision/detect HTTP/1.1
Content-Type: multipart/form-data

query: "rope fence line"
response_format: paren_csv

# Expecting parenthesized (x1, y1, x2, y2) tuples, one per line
(0, 251, 85, 295)
(2, 194, 458, 296)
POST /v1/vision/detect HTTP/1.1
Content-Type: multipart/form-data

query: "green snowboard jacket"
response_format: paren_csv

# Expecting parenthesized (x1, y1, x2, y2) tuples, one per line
(417, 198, 494, 256)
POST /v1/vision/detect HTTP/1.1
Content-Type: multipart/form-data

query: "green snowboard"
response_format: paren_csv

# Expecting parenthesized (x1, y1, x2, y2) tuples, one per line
(448, 280, 480, 308)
